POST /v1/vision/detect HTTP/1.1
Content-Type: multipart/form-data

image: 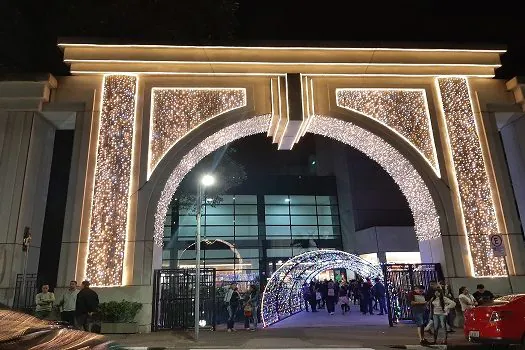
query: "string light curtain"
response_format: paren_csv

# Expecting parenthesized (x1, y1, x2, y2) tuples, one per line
(436, 77, 506, 277)
(261, 249, 383, 327)
(87, 75, 138, 286)
(148, 88, 247, 175)
(308, 115, 441, 242)
(336, 88, 439, 175)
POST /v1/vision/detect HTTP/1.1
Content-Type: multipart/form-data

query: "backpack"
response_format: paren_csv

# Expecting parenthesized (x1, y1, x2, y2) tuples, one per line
(328, 288, 335, 297)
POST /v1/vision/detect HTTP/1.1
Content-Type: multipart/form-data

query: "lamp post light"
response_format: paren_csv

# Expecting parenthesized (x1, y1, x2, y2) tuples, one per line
(195, 174, 215, 341)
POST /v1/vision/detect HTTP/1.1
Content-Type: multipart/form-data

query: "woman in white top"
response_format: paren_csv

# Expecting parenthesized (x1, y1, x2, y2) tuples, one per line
(458, 286, 477, 312)
(430, 289, 456, 345)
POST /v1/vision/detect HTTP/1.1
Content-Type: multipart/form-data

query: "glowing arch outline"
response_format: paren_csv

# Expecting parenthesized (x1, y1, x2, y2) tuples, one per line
(153, 114, 440, 246)
(260, 249, 383, 327)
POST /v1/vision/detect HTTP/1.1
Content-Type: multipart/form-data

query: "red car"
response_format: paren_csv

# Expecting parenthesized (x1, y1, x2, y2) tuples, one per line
(464, 294, 525, 345)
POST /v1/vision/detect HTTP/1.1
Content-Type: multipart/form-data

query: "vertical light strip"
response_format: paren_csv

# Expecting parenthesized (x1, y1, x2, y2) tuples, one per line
(435, 77, 506, 277)
(87, 74, 138, 286)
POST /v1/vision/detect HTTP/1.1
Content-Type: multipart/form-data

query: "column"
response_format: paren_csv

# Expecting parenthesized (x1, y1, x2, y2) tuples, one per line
(435, 77, 506, 277)
(0, 111, 55, 303)
(85, 75, 139, 286)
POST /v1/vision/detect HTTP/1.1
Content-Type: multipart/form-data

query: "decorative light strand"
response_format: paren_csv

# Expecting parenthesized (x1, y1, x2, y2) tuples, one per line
(261, 249, 383, 327)
(87, 75, 138, 286)
(308, 115, 441, 242)
(148, 88, 247, 175)
(336, 88, 439, 175)
(435, 77, 505, 277)
(153, 115, 271, 246)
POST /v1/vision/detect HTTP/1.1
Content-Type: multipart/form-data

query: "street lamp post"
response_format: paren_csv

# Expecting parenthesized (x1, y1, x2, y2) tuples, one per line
(195, 174, 215, 341)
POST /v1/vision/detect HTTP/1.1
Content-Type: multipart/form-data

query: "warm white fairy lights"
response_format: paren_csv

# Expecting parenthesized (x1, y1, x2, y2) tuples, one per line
(87, 74, 138, 286)
(336, 88, 439, 175)
(308, 115, 441, 242)
(148, 88, 247, 175)
(436, 77, 505, 277)
(261, 249, 383, 327)
(153, 115, 271, 246)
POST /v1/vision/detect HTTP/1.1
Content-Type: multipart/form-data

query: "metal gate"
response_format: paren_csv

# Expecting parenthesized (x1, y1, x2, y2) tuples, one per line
(12, 273, 38, 313)
(151, 268, 216, 331)
(383, 263, 444, 327)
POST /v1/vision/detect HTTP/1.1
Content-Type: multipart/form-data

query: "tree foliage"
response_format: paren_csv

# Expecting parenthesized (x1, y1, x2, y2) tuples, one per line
(174, 145, 246, 213)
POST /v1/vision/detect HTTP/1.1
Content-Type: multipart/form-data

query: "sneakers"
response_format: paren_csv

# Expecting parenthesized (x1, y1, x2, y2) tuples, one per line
(227, 329, 232, 332)
(420, 339, 430, 346)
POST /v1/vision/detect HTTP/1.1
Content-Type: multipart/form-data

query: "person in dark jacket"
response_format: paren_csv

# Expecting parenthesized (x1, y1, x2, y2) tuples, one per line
(75, 280, 99, 332)
(373, 278, 387, 315)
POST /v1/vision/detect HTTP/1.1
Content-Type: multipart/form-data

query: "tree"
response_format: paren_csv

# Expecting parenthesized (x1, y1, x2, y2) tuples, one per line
(174, 145, 246, 214)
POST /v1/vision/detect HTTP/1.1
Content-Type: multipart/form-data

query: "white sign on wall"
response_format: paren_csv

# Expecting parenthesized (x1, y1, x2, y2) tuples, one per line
(489, 234, 506, 257)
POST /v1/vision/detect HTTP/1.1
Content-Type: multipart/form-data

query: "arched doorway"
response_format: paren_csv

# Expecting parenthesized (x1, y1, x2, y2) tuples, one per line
(260, 249, 383, 327)
(148, 113, 445, 269)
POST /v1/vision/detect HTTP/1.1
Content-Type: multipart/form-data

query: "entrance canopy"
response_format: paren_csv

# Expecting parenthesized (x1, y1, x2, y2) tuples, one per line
(261, 249, 383, 327)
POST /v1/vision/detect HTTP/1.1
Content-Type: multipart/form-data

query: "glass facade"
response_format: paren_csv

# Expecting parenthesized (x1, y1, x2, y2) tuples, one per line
(163, 194, 342, 288)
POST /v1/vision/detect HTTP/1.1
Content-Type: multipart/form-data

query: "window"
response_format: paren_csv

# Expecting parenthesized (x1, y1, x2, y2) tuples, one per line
(265, 205, 289, 215)
(265, 215, 290, 226)
(264, 195, 289, 204)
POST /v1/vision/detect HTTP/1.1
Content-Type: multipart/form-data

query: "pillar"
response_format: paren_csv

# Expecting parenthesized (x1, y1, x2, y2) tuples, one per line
(0, 111, 55, 304)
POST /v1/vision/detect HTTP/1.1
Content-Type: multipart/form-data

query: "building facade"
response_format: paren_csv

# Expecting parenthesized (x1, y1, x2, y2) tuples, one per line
(1, 43, 525, 331)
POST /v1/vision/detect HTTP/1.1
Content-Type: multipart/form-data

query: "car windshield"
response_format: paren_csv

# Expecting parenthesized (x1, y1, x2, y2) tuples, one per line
(493, 294, 525, 304)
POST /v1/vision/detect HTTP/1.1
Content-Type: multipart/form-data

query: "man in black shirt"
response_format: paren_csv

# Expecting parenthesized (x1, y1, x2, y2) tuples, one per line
(75, 280, 100, 332)
(473, 284, 494, 306)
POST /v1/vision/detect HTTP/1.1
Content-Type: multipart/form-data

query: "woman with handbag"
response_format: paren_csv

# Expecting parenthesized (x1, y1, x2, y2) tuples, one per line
(243, 285, 259, 331)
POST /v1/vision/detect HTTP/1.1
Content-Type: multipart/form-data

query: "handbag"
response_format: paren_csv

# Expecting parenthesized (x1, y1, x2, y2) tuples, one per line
(243, 304, 253, 317)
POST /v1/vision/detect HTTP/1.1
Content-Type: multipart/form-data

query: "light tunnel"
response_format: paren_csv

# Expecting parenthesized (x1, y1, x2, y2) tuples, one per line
(260, 249, 384, 327)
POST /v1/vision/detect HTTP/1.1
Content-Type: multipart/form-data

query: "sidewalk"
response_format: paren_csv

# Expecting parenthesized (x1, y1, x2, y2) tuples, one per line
(108, 323, 468, 349)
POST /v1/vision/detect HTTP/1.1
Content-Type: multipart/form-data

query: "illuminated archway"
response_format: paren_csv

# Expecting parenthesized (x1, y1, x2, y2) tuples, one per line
(153, 114, 440, 246)
(260, 249, 383, 327)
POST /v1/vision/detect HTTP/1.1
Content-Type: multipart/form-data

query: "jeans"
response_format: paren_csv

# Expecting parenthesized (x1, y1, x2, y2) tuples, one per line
(377, 296, 387, 314)
(303, 298, 309, 311)
(433, 314, 448, 342)
(244, 305, 258, 329)
(227, 303, 238, 330)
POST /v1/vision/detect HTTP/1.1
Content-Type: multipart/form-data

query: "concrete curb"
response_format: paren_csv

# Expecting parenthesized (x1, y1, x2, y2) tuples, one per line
(390, 345, 524, 349)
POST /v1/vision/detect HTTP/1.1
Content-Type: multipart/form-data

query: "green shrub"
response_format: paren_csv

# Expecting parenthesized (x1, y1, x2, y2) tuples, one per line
(98, 300, 142, 323)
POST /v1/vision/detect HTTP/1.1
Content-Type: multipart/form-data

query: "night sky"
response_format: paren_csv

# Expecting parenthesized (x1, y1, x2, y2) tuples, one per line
(1, 1, 524, 78)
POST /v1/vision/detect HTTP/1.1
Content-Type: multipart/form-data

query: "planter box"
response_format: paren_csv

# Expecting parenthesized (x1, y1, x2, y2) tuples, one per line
(101, 322, 139, 334)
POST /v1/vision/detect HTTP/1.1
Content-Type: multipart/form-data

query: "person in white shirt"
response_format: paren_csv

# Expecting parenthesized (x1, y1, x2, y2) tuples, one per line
(458, 286, 477, 312)
(35, 284, 55, 319)
(58, 280, 79, 326)
(430, 289, 456, 345)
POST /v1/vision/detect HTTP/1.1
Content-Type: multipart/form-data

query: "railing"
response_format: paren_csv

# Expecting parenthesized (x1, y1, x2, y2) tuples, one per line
(12, 273, 38, 313)
(152, 268, 216, 331)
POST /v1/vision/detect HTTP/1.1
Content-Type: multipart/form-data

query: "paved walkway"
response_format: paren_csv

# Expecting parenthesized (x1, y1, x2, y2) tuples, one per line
(271, 306, 390, 328)
(109, 306, 468, 349)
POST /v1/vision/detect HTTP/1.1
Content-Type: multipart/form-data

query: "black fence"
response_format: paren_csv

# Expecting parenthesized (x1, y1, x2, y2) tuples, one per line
(152, 268, 217, 331)
(12, 273, 38, 313)
(383, 263, 444, 326)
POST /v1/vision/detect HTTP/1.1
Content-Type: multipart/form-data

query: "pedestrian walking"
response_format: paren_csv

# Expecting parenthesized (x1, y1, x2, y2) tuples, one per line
(243, 285, 259, 331)
(326, 280, 336, 315)
(430, 289, 456, 345)
(224, 283, 241, 332)
(409, 284, 430, 346)
(373, 277, 387, 315)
